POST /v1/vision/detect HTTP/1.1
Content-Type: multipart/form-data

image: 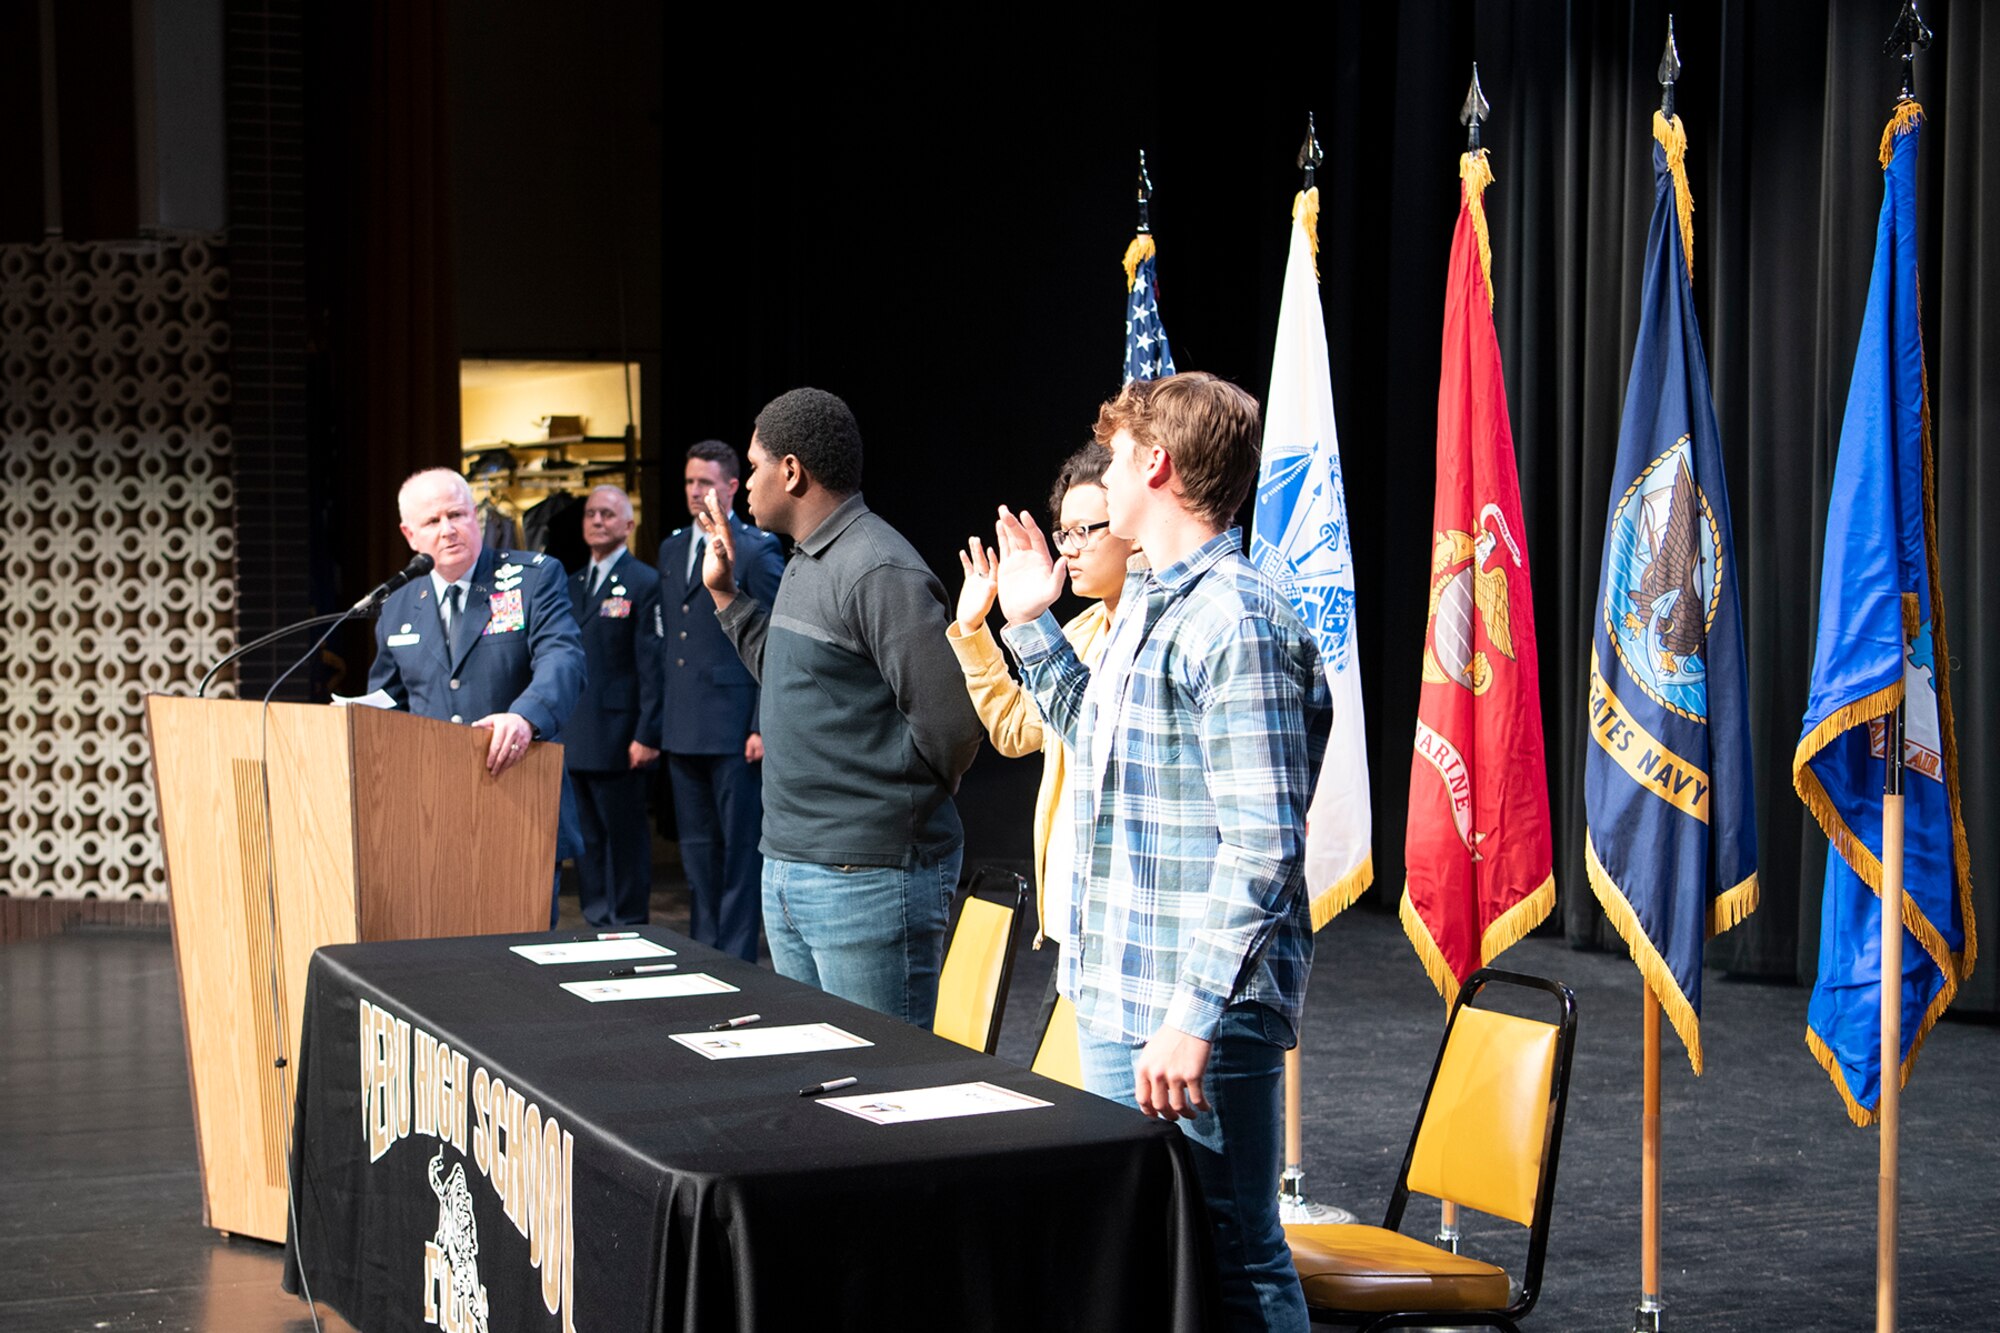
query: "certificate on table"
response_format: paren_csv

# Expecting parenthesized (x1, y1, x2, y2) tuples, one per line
(669, 1023, 873, 1060)
(820, 1081, 1053, 1125)
(559, 973, 738, 1002)
(511, 938, 678, 966)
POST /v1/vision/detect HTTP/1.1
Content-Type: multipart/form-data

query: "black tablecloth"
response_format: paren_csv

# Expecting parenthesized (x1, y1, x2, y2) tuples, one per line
(282, 928, 1216, 1332)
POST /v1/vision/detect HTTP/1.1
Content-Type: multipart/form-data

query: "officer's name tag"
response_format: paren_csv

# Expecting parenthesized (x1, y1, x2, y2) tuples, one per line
(600, 597, 632, 619)
(484, 588, 525, 635)
(386, 631, 422, 647)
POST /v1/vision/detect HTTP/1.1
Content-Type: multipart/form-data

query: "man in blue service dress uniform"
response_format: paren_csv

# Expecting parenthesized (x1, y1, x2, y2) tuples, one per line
(656, 440, 784, 960)
(565, 484, 664, 927)
(368, 467, 587, 923)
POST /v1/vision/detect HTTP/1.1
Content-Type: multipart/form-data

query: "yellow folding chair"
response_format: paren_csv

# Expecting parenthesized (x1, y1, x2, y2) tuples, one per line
(1285, 967, 1577, 1332)
(1029, 993, 1084, 1089)
(932, 868, 1026, 1054)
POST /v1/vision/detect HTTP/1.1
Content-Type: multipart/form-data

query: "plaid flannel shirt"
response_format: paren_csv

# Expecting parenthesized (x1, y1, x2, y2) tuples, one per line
(1003, 529, 1331, 1045)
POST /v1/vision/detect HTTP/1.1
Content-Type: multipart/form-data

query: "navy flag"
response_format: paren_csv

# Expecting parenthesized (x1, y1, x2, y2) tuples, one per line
(1796, 102, 1975, 1127)
(1121, 232, 1175, 385)
(1584, 111, 1758, 1074)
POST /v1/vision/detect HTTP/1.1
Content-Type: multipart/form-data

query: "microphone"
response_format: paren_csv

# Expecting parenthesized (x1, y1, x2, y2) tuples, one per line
(197, 554, 435, 697)
(351, 553, 435, 611)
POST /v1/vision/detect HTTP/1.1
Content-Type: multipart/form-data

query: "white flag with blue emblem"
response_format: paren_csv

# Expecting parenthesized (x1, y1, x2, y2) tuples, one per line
(1251, 188, 1373, 927)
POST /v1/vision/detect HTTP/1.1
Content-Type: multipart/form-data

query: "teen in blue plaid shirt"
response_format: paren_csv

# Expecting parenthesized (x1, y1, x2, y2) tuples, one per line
(995, 372, 1331, 1332)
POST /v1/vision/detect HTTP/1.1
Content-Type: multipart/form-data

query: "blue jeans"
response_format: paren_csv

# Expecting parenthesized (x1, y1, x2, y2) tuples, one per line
(1077, 1003, 1308, 1333)
(762, 849, 962, 1028)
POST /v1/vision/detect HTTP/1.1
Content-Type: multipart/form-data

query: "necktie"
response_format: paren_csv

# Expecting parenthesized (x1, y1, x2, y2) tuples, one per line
(687, 536, 704, 584)
(443, 584, 463, 655)
(588, 564, 603, 597)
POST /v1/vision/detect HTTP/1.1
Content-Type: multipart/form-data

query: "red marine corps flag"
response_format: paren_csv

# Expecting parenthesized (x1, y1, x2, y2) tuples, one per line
(1401, 131, 1554, 998)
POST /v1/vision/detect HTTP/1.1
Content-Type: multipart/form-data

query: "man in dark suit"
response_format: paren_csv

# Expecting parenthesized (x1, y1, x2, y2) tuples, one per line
(368, 467, 587, 919)
(656, 440, 785, 960)
(565, 484, 664, 927)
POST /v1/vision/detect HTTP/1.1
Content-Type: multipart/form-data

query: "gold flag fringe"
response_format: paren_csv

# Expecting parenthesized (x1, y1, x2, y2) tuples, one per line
(1586, 834, 1705, 1075)
(1794, 96, 1976, 1127)
(1121, 233, 1157, 294)
(1310, 851, 1374, 932)
(1397, 874, 1553, 1004)
(1295, 187, 1321, 281)
(1399, 889, 1461, 1001)
(1793, 678, 1905, 885)
(1879, 99, 1924, 169)
(1808, 947, 1966, 1131)
(1480, 871, 1554, 966)
(1459, 149, 1495, 306)
(1805, 1026, 1878, 1127)
(1652, 111, 1696, 282)
(1710, 872, 1761, 938)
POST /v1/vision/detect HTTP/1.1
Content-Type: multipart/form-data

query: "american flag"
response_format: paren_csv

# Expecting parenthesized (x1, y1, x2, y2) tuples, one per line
(1122, 238, 1176, 385)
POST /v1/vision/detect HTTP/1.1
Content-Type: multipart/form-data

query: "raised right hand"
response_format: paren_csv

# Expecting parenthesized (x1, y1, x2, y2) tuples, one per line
(695, 492, 739, 610)
(955, 536, 999, 633)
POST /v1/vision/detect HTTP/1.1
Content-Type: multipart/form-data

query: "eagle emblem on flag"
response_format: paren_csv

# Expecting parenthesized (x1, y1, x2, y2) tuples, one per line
(1422, 501, 1522, 695)
(1602, 435, 1722, 719)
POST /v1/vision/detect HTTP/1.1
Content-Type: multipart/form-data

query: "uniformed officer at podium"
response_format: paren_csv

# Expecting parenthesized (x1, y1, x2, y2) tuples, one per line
(368, 466, 587, 919)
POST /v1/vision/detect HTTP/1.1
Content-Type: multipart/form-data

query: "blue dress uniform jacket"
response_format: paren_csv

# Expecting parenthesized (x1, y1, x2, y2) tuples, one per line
(563, 550, 664, 927)
(564, 551, 664, 771)
(654, 514, 784, 959)
(366, 547, 588, 861)
(656, 518, 784, 753)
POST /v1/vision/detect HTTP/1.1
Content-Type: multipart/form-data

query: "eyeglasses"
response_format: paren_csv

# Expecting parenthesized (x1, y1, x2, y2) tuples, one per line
(1054, 520, 1111, 553)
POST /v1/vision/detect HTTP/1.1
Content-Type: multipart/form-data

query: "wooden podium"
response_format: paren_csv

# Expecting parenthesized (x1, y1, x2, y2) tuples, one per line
(145, 697, 563, 1242)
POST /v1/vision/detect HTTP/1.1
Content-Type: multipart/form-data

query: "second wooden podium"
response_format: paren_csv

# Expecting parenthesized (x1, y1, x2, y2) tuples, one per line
(145, 697, 562, 1242)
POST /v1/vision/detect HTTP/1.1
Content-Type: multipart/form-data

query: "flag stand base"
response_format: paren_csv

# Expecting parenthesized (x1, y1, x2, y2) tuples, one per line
(1277, 1167, 1356, 1225)
(1631, 1294, 1664, 1332)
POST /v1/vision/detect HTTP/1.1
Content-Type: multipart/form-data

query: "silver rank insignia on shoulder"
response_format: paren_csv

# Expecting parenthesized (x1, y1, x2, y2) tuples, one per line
(530, 553, 545, 565)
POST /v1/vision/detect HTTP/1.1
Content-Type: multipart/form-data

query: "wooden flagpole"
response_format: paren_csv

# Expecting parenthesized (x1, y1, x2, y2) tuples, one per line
(1274, 110, 1355, 1233)
(1879, 701, 1906, 1333)
(1632, 27, 1678, 1332)
(1437, 989, 1461, 1252)
(1279, 1048, 1356, 1224)
(1636, 986, 1663, 1330)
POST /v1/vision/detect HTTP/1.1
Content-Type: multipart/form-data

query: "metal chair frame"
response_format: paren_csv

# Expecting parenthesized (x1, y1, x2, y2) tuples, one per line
(938, 866, 1027, 1055)
(1306, 966, 1578, 1332)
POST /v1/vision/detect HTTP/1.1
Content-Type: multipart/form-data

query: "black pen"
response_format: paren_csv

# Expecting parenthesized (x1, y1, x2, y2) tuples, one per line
(799, 1076, 858, 1097)
(709, 1013, 762, 1031)
(608, 962, 678, 978)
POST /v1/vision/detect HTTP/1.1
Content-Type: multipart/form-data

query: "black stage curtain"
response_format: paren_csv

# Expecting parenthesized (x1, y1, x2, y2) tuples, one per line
(304, 0, 462, 692)
(1463, 0, 1996, 1013)
(658, 3, 1995, 1014)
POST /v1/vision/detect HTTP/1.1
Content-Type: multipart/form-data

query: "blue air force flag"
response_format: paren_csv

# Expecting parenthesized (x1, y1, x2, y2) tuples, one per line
(1796, 103, 1975, 1127)
(1121, 233, 1176, 385)
(1251, 187, 1371, 927)
(1584, 114, 1758, 1074)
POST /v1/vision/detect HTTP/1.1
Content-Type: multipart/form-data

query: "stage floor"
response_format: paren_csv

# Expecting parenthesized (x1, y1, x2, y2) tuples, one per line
(1, 894, 1993, 1331)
